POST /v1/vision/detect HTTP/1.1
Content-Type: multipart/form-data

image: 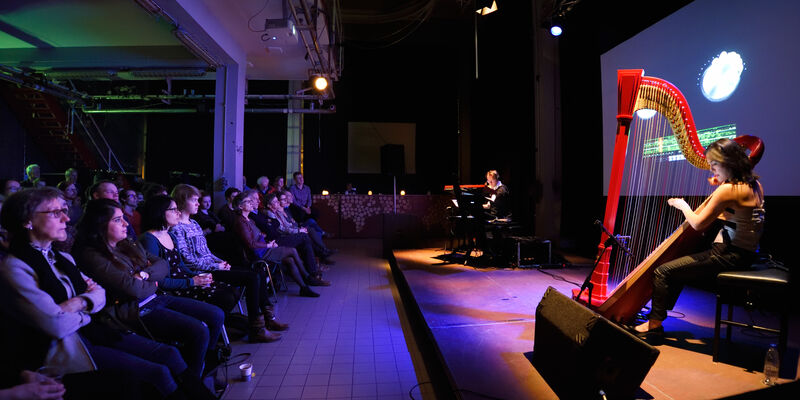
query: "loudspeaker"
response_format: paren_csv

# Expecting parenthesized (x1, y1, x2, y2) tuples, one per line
(532, 287, 660, 399)
(380, 144, 405, 176)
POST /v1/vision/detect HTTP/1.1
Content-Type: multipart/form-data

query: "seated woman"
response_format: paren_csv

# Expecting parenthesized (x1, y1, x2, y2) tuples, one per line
(270, 190, 333, 261)
(283, 190, 327, 238)
(233, 190, 327, 297)
(140, 194, 283, 343)
(634, 138, 765, 338)
(191, 191, 225, 235)
(267, 175, 284, 195)
(75, 199, 224, 381)
(0, 188, 206, 399)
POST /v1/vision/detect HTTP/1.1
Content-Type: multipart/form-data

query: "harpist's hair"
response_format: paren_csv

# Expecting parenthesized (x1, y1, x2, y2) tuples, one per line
(705, 138, 760, 191)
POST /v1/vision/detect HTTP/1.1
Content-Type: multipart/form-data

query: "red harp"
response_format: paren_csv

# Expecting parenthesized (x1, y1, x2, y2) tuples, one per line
(574, 69, 764, 323)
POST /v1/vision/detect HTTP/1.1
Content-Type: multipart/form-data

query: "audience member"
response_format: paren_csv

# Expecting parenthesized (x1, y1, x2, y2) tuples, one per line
(289, 172, 313, 217)
(57, 181, 82, 225)
(58, 168, 79, 194)
(0, 195, 7, 259)
(274, 190, 334, 262)
(257, 193, 326, 278)
(86, 181, 118, 202)
(0, 188, 194, 399)
(3, 180, 21, 197)
(255, 176, 269, 211)
(87, 181, 136, 240)
(144, 184, 168, 200)
(20, 164, 45, 188)
(74, 199, 224, 382)
(268, 175, 284, 195)
(233, 190, 326, 297)
(285, 190, 327, 239)
(216, 187, 241, 230)
(168, 185, 289, 338)
(192, 191, 225, 234)
(120, 189, 142, 235)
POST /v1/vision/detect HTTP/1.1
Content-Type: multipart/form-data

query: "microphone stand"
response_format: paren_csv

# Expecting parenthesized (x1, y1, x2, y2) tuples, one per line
(576, 239, 610, 307)
(576, 220, 631, 307)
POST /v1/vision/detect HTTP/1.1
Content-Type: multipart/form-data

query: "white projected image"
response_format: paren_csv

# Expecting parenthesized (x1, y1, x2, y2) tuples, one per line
(700, 51, 744, 102)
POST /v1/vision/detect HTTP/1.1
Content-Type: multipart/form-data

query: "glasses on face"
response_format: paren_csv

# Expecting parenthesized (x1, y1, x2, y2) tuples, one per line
(36, 208, 69, 219)
(104, 190, 119, 196)
(166, 207, 180, 213)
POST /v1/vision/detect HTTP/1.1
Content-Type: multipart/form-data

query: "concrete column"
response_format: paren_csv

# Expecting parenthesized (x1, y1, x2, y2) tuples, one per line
(212, 62, 246, 211)
(533, 0, 563, 241)
(286, 80, 303, 184)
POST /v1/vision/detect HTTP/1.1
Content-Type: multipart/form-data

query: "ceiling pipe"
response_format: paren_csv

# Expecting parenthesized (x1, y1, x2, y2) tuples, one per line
(81, 107, 335, 114)
(89, 94, 327, 101)
(0, 66, 90, 103)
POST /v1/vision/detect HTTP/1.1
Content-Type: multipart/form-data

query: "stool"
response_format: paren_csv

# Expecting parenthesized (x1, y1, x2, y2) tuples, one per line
(713, 266, 791, 362)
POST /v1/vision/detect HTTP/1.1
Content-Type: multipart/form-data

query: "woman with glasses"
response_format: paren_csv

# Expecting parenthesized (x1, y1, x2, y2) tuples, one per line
(0, 188, 204, 399)
(233, 190, 326, 297)
(74, 199, 223, 388)
(141, 194, 283, 343)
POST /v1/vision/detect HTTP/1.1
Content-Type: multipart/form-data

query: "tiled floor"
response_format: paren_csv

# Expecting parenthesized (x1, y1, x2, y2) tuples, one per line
(221, 239, 431, 400)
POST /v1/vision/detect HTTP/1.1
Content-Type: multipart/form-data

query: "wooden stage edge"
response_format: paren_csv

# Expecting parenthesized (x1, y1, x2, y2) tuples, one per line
(388, 247, 800, 400)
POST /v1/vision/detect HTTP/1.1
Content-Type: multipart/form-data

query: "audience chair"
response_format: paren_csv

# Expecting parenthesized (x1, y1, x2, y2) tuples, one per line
(713, 263, 792, 363)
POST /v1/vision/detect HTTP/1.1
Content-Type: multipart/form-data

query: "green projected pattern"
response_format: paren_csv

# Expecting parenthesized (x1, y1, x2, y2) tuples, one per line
(643, 124, 736, 158)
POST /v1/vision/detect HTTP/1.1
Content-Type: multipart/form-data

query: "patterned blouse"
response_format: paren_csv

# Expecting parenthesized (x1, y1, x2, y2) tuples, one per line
(170, 219, 223, 271)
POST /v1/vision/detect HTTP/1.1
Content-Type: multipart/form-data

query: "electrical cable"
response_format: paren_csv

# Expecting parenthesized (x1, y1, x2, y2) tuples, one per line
(247, 0, 273, 32)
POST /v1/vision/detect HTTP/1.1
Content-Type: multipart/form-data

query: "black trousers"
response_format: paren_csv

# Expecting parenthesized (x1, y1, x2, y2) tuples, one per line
(650, 242, 755, 321)
(210, 269, 268, 322)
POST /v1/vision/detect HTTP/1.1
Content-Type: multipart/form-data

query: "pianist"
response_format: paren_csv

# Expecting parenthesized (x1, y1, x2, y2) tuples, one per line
(482, 170, 510, 219)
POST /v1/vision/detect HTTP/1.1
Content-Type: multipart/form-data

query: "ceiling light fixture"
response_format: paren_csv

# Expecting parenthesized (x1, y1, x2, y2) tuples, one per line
(475, 0, 499, 16)
(312, 75, 328, 91)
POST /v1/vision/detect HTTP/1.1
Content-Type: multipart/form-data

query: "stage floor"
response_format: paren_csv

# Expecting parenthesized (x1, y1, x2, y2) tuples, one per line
(391, 247, 799, 399)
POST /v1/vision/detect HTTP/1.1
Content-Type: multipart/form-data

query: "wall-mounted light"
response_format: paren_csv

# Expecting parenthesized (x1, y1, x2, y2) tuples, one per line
(321, 190, 329, 196)
(367, 190, 373, 196)
(400, 190, 406, 196)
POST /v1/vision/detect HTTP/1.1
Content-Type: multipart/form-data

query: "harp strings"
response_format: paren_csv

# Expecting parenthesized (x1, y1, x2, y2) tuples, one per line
(609, 111, 708, 287)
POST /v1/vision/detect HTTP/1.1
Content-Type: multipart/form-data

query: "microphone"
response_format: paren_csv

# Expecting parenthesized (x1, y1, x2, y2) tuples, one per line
(594, 219, 633, 256)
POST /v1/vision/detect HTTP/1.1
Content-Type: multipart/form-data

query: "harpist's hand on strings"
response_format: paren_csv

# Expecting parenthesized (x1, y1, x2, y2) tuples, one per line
(667, 198, 690, 212)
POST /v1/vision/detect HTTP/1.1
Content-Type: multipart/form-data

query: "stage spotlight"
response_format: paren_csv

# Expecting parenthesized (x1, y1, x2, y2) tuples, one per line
(475, 0, 498, 16)
(550, 25, 563, 36)
(312, 75, 328, 91)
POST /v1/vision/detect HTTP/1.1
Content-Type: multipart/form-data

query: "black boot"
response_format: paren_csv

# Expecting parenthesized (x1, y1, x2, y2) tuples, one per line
(299, 286, 320, 297)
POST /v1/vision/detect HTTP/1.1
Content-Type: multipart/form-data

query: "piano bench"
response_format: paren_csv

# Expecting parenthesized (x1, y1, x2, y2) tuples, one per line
(712, 265, 791, 363)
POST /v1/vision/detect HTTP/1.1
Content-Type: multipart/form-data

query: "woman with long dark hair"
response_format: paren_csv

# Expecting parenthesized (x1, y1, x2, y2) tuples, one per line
(634, 138, 765, 338)
(74, 199, 224, 384)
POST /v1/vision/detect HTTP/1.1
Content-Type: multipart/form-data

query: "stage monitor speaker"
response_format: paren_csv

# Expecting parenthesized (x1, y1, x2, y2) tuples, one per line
(532, 287, 660, 399)
(380, 144, 405, 176)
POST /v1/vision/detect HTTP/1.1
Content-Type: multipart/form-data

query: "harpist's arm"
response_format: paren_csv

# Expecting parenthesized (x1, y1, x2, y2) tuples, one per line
(670, 185, 735, 231)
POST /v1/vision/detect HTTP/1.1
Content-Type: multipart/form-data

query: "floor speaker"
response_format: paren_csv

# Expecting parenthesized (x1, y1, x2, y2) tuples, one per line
(532, 286, 660, 399)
